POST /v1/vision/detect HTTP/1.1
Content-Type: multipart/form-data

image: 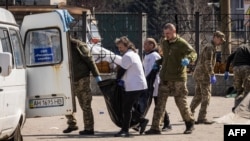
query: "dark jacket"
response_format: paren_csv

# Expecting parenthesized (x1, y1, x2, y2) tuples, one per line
(70, 38, 100, 82)
(225, 45, 250, 71)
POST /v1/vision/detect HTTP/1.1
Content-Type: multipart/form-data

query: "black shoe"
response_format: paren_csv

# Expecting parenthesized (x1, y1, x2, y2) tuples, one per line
(63, 126, 78, 133)
(132, 125, 140, 132)
(195, 119, 214, 125)
(144, 129, 161, 135)
(232, 107, 236, 113)
(184, 121, 194, 134)
(162, 124, 172, 131)
(79, 130, 94, 135)
(114, 130, 130, 137)
(139, 119, 149, 135)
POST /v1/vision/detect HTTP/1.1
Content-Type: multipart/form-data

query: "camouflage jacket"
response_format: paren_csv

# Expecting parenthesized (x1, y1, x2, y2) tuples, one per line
(70, 38, 100, 82)
(193, 42, 216, 82)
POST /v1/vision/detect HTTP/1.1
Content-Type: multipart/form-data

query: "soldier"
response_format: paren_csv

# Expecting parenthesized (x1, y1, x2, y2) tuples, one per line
(63, 36, 102, 135)
(145, 23, 197, 135)
(190, 31, 225, 124)
(142, 38, 172, 131)
(224, 44, 250, 111)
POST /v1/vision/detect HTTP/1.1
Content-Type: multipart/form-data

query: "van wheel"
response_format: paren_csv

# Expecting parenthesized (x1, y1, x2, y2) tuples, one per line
(9, 124, 23, 141)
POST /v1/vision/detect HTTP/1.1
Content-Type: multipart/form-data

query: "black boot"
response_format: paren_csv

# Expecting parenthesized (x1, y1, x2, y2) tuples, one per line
(162, 113, 172, 131)
(162, 124, 172, 131)
(63, 126, 78, 133)
(183, 121, 194, 134)
(139, 119, 149, 135)
(79, 129, 94, 135)
(114, 130, 130, 137)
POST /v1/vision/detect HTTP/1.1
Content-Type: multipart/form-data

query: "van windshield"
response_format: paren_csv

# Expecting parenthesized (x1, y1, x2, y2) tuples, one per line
(24, 28, 62, 66)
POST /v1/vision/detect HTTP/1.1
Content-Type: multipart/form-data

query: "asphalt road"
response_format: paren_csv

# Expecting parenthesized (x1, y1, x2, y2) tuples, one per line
(22, 95, 234, 141)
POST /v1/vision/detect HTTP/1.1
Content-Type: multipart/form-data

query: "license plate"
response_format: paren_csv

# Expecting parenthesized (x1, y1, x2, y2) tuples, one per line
(29, 97, 64, 108)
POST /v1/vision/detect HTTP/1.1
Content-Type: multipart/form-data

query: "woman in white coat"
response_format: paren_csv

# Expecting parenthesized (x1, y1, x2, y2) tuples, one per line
(113, 36, 149, 137)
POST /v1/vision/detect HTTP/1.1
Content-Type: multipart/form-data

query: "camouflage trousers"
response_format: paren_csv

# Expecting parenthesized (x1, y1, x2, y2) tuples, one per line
(190, 81, 211, 121)
(150, 81, 194, 131)
(233, 65, 250, 107)
(65, 77, 94, 130)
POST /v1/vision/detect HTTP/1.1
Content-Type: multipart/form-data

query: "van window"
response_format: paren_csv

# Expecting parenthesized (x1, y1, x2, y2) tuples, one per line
(9, 29, 25, 69)
(24, 28, 62, 66)
(0, 28, 13, 67)
(0, 28, 12, 53)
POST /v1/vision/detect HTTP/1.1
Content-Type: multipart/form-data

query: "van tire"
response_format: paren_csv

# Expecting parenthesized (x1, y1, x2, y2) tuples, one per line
(9, 124, 23, 141)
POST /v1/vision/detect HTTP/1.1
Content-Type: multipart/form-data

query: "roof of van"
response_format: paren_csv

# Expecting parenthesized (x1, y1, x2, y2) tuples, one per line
(0, 8, 16, 24)
(3, 5, 91, 15)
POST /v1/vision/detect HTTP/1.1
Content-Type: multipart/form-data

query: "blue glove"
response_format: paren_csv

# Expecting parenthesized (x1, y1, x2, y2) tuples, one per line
(210, 75, 216, 84)
(152, 63, 159, 70)
(95, 76, 102, 82)
(224, 71, 229, 80)
(181, 58, 190, 66)
(117, 79, 125, 87)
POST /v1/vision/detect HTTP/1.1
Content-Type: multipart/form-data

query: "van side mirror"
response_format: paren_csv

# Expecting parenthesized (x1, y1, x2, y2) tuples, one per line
(0, 52, 12, 76)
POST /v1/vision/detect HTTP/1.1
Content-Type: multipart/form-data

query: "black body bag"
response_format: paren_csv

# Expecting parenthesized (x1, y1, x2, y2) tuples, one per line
(98, 79, 149, 128)
(97, 68, 158, 128)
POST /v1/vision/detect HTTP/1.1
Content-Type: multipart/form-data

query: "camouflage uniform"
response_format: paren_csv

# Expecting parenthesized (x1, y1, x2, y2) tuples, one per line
(66, 77, 94, 130)
(190, 42, 217, 121)
(232, 65, 250, 106)
(225, 45, 250, 108)
(65, 37, 100, 131)
(150, 36, 197, 132)
(151, 81, 192, 131)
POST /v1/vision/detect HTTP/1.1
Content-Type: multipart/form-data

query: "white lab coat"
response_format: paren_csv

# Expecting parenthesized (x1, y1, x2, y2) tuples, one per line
(143, 51, 161, 96)
(115, 49, 147, 91)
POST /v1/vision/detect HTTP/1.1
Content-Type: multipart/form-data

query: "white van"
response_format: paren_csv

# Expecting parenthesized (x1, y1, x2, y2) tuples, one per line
(0, 8, 75, 140)
(0, 8, 26, 141)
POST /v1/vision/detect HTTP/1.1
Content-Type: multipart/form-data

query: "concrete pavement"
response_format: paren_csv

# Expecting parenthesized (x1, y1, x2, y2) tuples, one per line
(22, 95, 234, 141)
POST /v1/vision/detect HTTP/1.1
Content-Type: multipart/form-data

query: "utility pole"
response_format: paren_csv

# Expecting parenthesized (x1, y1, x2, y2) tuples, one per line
(220, 0, 231, 63)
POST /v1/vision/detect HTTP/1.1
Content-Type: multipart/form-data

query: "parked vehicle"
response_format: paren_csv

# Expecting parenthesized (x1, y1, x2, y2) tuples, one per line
(0, 7, 26, 141)
(0, 8, 75, 140)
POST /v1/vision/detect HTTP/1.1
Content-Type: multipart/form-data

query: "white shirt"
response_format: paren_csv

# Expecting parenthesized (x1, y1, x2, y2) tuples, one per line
(143, 51, 161, 96)
(116, 49, 147, 91)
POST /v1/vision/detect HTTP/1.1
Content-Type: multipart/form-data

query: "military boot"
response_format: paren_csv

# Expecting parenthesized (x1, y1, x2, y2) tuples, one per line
(183, 121, 194, 134)
(63, 126, 78, 133)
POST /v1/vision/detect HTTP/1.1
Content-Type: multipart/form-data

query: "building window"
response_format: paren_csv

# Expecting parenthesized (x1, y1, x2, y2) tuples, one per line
(237, 0, 244, 9)
(236, 19, 244, 31)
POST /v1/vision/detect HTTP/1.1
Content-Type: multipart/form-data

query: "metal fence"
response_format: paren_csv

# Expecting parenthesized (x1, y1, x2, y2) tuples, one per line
(78, 12, 250, 73)
(83, 12, 250, 52)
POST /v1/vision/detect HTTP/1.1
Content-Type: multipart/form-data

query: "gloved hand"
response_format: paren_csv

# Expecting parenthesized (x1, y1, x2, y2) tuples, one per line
(224, 71, 229, 80)
(210, 75, 217, 84)
(95, 76, 102, 83)
(152, 63, 159, 71)
(181, 58, 190, 66)
(117, 79, 125, 87)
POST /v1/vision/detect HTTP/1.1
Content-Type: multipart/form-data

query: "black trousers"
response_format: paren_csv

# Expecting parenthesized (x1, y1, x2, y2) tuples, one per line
(121, 89, 147, 132)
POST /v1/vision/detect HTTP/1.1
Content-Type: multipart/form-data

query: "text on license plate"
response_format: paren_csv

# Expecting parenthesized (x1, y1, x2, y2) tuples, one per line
(29, 97, 64, 108)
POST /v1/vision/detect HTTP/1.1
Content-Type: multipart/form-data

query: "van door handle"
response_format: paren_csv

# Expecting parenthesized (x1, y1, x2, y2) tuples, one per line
(0, 89, 3, 92)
